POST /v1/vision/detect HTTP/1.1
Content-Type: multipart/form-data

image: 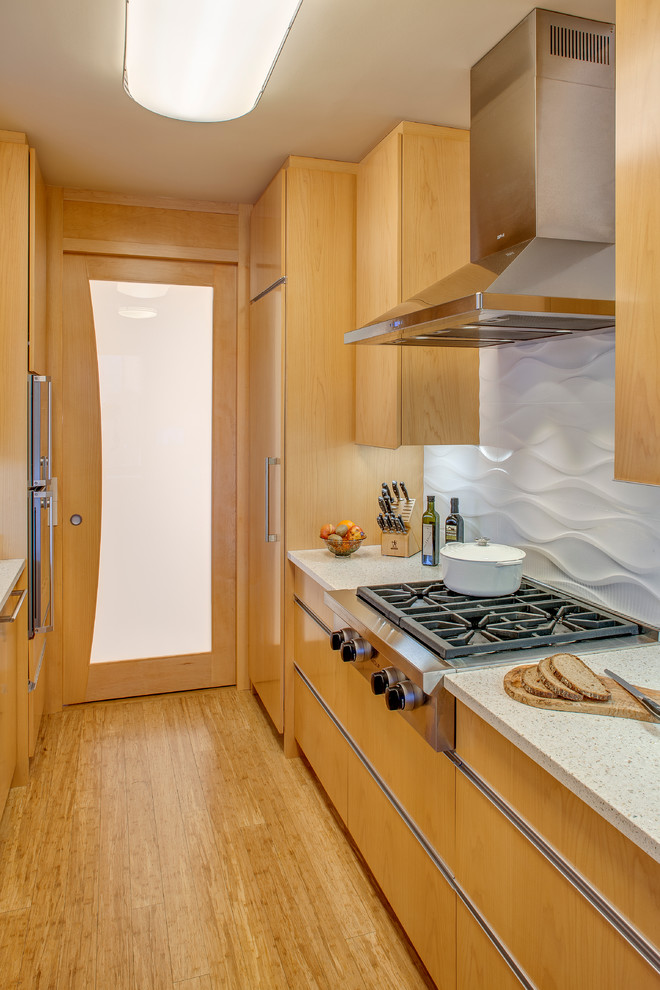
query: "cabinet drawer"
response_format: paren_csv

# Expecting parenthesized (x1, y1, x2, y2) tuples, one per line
(456, 899, 525, 990)
(345, 663, 455, 869)
(456, 771, 660, 990)
(347, 748, 456, 990)
(294, 670, 348, 823)
(456, 702, 660, 950)
(293, 595, 348, 724)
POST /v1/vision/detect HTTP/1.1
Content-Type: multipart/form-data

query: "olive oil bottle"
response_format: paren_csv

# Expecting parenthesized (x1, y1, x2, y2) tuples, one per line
(422, 495, 439, 565)
(444, 497, 464, 543)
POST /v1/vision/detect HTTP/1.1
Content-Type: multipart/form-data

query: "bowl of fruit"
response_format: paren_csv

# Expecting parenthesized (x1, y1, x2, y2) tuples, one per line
(319, 520, 366, 557)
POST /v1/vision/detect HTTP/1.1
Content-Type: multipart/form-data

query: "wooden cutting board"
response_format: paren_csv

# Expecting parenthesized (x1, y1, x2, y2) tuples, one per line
(504, 664, 660, 723)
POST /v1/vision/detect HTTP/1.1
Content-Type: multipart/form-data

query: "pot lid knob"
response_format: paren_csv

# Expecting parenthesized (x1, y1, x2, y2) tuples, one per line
(475, 537, 490, 546)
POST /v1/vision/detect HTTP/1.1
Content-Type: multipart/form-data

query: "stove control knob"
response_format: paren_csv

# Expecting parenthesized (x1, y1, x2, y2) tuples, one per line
(371, 667, 402, 695)
(330, 628, 358, 651)
(340, 637, 376, 663)
(385, 680, 424, 711)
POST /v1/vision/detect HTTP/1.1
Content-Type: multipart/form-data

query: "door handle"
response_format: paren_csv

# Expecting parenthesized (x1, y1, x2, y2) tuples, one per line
(265, 456, 280, 543)
(0, 587, 27, 623)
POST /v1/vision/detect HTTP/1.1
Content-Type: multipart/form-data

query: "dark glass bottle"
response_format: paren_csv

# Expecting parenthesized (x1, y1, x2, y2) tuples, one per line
(444, 497, 464, 543)
(421, 495, 439, 565)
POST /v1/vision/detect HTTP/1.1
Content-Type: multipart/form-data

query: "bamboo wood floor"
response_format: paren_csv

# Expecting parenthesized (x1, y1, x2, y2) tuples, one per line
(0, 687, 435, 989)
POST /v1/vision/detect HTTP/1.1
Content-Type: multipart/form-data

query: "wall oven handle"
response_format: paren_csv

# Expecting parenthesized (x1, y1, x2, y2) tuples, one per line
(265, 456, 280, 543)
(0, 588, 27, 624)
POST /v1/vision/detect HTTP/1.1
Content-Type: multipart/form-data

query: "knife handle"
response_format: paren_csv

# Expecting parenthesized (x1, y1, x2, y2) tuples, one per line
(400, 481, 410, 501)
(382, 482, 392, 501)
(376, 514, 386, 532)
(378, 495, 387, 514)
(392, 481, 400, 500)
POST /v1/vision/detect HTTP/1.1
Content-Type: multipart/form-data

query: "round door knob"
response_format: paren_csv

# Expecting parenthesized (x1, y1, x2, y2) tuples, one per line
(70, 514, 83, 526)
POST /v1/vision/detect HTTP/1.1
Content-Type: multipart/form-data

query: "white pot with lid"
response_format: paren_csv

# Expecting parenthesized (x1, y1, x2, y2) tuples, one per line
(440, 538, 526, 597)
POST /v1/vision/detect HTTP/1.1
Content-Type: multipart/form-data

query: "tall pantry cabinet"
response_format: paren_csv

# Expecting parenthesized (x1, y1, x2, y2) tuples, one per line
(0, 130, 48, 811)
(247, 157, 423, 746)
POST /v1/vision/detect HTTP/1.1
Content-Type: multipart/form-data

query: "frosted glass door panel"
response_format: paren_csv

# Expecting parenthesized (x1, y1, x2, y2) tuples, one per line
(89, 281, 213, 663)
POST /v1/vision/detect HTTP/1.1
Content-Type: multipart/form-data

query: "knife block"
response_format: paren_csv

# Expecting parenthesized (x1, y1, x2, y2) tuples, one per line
(380, 498, 419, 557)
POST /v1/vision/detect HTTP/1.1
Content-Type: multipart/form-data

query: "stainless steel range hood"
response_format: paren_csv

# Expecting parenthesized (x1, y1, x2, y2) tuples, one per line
(346, 8, 615, 349)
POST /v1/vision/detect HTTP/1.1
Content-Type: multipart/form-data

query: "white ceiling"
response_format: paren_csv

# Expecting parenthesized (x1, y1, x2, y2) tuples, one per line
(0, 0, 615, 205)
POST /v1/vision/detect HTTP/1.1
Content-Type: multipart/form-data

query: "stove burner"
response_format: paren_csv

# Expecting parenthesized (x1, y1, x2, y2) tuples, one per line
(357, 579, 640, 660)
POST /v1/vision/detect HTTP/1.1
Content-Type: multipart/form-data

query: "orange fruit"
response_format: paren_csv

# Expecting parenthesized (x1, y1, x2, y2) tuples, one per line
(337, 519, 354, 530)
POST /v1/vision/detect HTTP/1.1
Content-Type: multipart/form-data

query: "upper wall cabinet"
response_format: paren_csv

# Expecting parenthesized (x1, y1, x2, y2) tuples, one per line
(614, 0, 660, 485)
(355, 122, 479, 449)
(249, 169, 285, 300)
(28, 148, 48, 374)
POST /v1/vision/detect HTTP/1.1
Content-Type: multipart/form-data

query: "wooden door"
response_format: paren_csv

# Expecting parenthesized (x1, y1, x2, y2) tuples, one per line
(248, 285, 284, 731)
(62, 255, 237, 703)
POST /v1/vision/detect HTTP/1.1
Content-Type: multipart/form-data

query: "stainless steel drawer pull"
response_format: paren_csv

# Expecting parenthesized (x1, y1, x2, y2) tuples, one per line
(0, 587, 27, 623)
(264, 456, 280, 543)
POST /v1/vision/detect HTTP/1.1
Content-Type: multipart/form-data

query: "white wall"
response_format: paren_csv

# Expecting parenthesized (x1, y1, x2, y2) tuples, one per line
(424, 331, 660, 626)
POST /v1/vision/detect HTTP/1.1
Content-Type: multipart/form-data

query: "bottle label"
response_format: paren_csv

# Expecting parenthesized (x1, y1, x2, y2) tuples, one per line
(445, 523, 458, 542)
(422, 523, 435, 563)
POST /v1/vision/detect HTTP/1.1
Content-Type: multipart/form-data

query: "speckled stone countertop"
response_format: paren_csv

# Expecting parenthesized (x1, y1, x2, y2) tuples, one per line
(288, 548, 660, 863)
(444, 646, 660, 863)
(0, 559, 25, 612)
(288, 545, 435, 590)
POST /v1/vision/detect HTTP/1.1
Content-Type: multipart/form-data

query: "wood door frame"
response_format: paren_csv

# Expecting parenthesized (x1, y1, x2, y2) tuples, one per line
(61, 254, 238, 703)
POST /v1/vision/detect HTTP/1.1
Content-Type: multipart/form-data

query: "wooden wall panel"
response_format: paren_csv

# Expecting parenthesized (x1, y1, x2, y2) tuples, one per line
(614, 0, 660, 483)
(62, 199, 239, 263)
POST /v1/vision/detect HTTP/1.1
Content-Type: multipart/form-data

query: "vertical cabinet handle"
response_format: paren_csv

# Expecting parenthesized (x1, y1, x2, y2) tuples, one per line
(265, 456, 280, 543)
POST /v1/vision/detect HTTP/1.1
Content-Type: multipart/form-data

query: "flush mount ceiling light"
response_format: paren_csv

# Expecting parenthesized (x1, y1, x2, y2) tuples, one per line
(123, 0, 304, 122)
(118, 306, 158, 319)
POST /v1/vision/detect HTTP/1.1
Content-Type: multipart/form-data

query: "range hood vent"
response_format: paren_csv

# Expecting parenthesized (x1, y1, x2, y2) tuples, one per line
(346, 8, 615, 349)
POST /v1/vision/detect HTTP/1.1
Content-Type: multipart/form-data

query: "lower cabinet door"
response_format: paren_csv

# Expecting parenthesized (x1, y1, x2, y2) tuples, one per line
(0, 603, 18, 814)
(347, 749, 456, 990)
(456, 772, 660, 990)
(294, 670, 348, 823)
(456, 899, 524, 990)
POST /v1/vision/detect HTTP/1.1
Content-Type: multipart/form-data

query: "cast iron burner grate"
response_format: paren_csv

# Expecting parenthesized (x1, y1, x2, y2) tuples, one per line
(356, 580, 640, 659)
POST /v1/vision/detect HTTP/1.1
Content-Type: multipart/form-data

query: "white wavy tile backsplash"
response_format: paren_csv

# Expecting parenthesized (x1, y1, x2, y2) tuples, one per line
(424, 330, 660, 626)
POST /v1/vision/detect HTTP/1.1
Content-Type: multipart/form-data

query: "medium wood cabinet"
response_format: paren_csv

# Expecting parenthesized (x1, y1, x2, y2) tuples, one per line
(0, 132, 50, 777)
(291, 567, 456, 990)
(355, 122, 479, 449)
(614, 0, 660, 484)
(455, 702, 660, 989)
(248, 286, 285, 731)
(247, 158, 424, 747)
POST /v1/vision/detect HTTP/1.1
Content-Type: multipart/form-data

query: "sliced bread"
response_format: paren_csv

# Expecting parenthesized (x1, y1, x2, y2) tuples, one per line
(548, 652, 611, 702)
(521, 665, 559, 699)
(537, 655, 584, 702)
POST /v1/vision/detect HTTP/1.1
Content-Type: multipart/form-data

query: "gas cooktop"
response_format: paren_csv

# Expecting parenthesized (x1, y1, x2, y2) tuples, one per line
(356, 578, 645, 661)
